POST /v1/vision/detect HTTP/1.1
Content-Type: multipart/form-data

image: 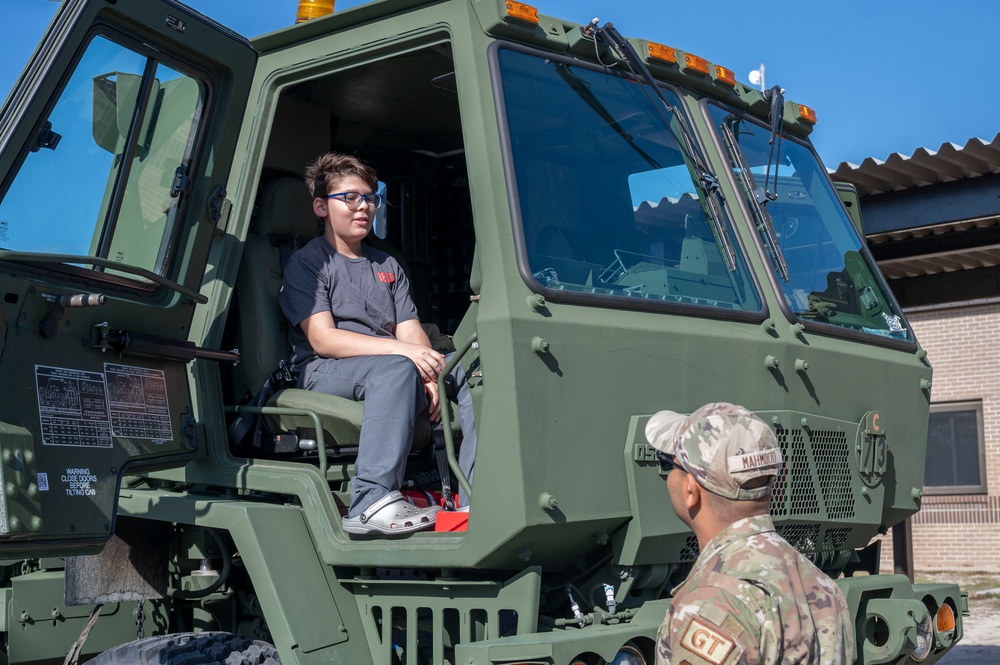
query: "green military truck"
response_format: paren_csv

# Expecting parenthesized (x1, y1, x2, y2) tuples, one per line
(0, 0, 966, 663)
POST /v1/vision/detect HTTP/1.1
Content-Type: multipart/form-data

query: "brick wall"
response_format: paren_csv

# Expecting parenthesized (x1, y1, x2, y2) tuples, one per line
(882, 303, 1000, 571)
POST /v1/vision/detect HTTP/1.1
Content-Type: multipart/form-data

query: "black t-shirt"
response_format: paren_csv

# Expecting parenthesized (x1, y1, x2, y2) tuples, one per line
(279, 236, 418, 385)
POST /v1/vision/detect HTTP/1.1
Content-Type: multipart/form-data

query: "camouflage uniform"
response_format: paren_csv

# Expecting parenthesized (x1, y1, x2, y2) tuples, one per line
(656, 514, 855, 664)
(645, 403, 855, 665)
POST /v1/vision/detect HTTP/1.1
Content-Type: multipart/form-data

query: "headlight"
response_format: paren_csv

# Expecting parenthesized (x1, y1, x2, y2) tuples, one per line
(910, 611, 933, 661)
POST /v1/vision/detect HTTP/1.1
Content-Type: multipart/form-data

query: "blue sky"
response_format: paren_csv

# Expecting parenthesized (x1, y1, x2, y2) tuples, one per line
(3, 0, 998, 168)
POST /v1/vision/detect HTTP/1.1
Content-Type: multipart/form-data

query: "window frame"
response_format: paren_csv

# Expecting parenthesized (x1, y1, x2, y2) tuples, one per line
(924, 400, 987, 495)
(0, 25, 214, 297)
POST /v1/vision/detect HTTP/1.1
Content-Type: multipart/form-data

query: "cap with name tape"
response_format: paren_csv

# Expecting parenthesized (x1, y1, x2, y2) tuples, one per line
(644, 402, 783, 500)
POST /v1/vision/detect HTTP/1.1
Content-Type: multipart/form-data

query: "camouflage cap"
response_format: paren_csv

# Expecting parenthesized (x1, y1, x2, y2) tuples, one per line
(644, 402, 783, 500)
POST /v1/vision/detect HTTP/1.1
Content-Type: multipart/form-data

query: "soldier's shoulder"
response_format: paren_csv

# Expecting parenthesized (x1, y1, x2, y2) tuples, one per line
(667, 586, 760, 665)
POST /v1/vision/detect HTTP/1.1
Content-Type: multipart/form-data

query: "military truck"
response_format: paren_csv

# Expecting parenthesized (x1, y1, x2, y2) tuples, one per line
(0, 0, 966, 663)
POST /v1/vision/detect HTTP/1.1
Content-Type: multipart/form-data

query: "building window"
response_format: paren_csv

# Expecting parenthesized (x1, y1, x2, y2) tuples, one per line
(924, 401, 986, 494)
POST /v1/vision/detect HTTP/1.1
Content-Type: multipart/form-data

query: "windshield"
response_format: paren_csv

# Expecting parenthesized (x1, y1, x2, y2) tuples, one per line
(497, 48, 761, 314)
(707, 104, 912, 342)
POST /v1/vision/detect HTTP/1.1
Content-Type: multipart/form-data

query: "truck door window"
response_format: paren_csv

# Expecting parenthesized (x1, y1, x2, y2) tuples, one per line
(707, 104, 912, 342)
(0, 34, 205, 281)
(496, 48, 761, 314)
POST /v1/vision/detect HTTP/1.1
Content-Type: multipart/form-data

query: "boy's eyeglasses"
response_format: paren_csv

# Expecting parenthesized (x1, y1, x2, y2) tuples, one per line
(326, 191, 383, 210)
(656, 451, 679, 475)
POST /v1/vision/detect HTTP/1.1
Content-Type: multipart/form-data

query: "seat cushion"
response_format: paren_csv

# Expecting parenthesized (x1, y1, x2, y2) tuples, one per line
(264, 388, 455, 451)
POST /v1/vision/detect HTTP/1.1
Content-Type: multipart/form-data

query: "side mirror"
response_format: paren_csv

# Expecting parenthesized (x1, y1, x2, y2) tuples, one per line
(92, 72, 160, 154)
(834, 181, 865, 237)
(373, 181, 388, 239)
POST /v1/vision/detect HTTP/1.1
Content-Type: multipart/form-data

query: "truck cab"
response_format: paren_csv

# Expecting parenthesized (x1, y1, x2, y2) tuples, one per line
(0, 1, 964, 663)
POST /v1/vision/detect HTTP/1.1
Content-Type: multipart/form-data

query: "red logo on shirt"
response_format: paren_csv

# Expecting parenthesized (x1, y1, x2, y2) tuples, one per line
(377, 272, 396, 284)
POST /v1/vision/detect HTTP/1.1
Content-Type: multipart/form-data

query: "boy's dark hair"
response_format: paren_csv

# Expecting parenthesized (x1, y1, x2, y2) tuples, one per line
(304, 152, 378, 200)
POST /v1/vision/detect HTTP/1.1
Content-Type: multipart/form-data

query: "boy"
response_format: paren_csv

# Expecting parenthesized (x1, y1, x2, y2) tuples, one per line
(279, 152, 476, 535)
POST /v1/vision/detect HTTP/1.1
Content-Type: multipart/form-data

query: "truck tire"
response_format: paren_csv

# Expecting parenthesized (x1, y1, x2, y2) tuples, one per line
(85, 632, 281, 665)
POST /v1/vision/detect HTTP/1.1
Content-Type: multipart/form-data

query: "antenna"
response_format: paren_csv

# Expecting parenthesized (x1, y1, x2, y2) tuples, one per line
(748, 63, 765, 92)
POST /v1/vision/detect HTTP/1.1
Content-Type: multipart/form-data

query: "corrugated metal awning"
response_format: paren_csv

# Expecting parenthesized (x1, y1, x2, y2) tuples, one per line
(832, 134, 1000, 196)
(832, 134, 1000, 280)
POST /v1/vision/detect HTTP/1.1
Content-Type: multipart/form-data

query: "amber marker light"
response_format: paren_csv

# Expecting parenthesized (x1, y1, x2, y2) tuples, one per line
(936, 604, 956, 633)
(295, 0, 335, 23)
(683, 53, 710, 75)
(647, 42, 677, 64)
(798, 104, 818, 124)
(715, 65, 737, 86)
(504, 1, 539, 24)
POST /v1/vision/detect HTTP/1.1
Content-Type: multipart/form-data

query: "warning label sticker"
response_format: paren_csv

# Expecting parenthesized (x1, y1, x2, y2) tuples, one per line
(35, 365, 112, 448)
(61, 467, 97, 497)
(105, 363, 172, 443)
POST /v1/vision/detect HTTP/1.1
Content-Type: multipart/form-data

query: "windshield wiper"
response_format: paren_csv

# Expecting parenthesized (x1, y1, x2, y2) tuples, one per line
(720, 117, 788, 282)
(761, 85, 784, 203)
(589, 20, 736, 272)
(553, 63, 661, 170)
(0, 251, 209, 304)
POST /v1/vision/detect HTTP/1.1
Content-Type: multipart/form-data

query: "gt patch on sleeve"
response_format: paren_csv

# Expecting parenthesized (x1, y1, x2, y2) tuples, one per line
(679, 617, 736, 665)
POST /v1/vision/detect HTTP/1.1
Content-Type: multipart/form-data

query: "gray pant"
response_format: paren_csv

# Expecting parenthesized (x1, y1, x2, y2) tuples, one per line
(305, 353, 476, 517)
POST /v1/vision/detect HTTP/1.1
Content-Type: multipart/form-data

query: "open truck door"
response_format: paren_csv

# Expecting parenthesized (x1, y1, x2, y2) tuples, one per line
(0, 0, 255, 557)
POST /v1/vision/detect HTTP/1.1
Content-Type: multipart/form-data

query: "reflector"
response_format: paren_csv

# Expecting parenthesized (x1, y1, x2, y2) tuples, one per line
(647, 42, 677, 64)
(504, 1, 539, 24)
(683, 53, 710, 75)
(715, 65, 736, 86)
(936, 603, 956, 632)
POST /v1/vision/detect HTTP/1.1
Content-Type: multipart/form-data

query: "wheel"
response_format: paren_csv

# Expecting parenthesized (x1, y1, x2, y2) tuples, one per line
(85, 631, 281, 665)
(606, 642, 647, 665)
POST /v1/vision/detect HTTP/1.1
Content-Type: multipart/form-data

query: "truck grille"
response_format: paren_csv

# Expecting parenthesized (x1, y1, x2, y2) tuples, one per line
(771, 427, 855, 521)
(350, 569, 538, 665)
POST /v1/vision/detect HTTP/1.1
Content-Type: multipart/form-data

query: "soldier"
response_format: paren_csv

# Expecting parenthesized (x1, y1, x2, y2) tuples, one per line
(645, 402, 855, 665)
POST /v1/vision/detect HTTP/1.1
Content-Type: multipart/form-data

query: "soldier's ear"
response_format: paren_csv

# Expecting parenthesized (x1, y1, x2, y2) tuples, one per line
(682, 473, 702, 512)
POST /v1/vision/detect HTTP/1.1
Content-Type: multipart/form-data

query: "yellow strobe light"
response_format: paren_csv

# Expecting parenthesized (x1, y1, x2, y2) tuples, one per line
(296, 0, 335, 23)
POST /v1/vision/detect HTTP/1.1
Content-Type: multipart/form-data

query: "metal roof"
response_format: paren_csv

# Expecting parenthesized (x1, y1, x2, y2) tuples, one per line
(829, 134, 1000, 286)
(832, 133, 1000, 197)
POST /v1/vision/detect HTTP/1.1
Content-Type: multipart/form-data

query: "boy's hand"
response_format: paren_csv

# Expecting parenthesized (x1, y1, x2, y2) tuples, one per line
(424, 380, 441, 422)
(397, 341, 445, 381)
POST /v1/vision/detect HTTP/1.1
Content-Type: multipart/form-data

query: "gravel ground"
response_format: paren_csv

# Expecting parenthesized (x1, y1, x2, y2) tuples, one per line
(919, 571, 1000, 664)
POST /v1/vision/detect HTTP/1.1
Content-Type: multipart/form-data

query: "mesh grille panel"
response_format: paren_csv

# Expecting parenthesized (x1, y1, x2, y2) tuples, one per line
(679, 534, 700, 562)
(771, 428, 816, 516)
(771, 427, 856, 521)
(813, 429, 855, 520)
(777, 524, 819, 553)
(824, 527, 851, 551)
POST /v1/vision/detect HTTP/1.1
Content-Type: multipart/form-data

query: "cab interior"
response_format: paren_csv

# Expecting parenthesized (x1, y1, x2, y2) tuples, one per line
(220, 42, 476, 508)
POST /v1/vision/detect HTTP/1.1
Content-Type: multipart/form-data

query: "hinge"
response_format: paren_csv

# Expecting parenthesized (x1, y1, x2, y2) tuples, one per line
(170, 165, 190, 197)
(207, 186, 232, 231)
(31, 121, 62, 152)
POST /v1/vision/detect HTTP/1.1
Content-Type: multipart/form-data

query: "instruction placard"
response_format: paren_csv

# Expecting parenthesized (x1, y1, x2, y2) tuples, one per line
(35, 365, 112, 448)
(105, 363, 172, 443)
